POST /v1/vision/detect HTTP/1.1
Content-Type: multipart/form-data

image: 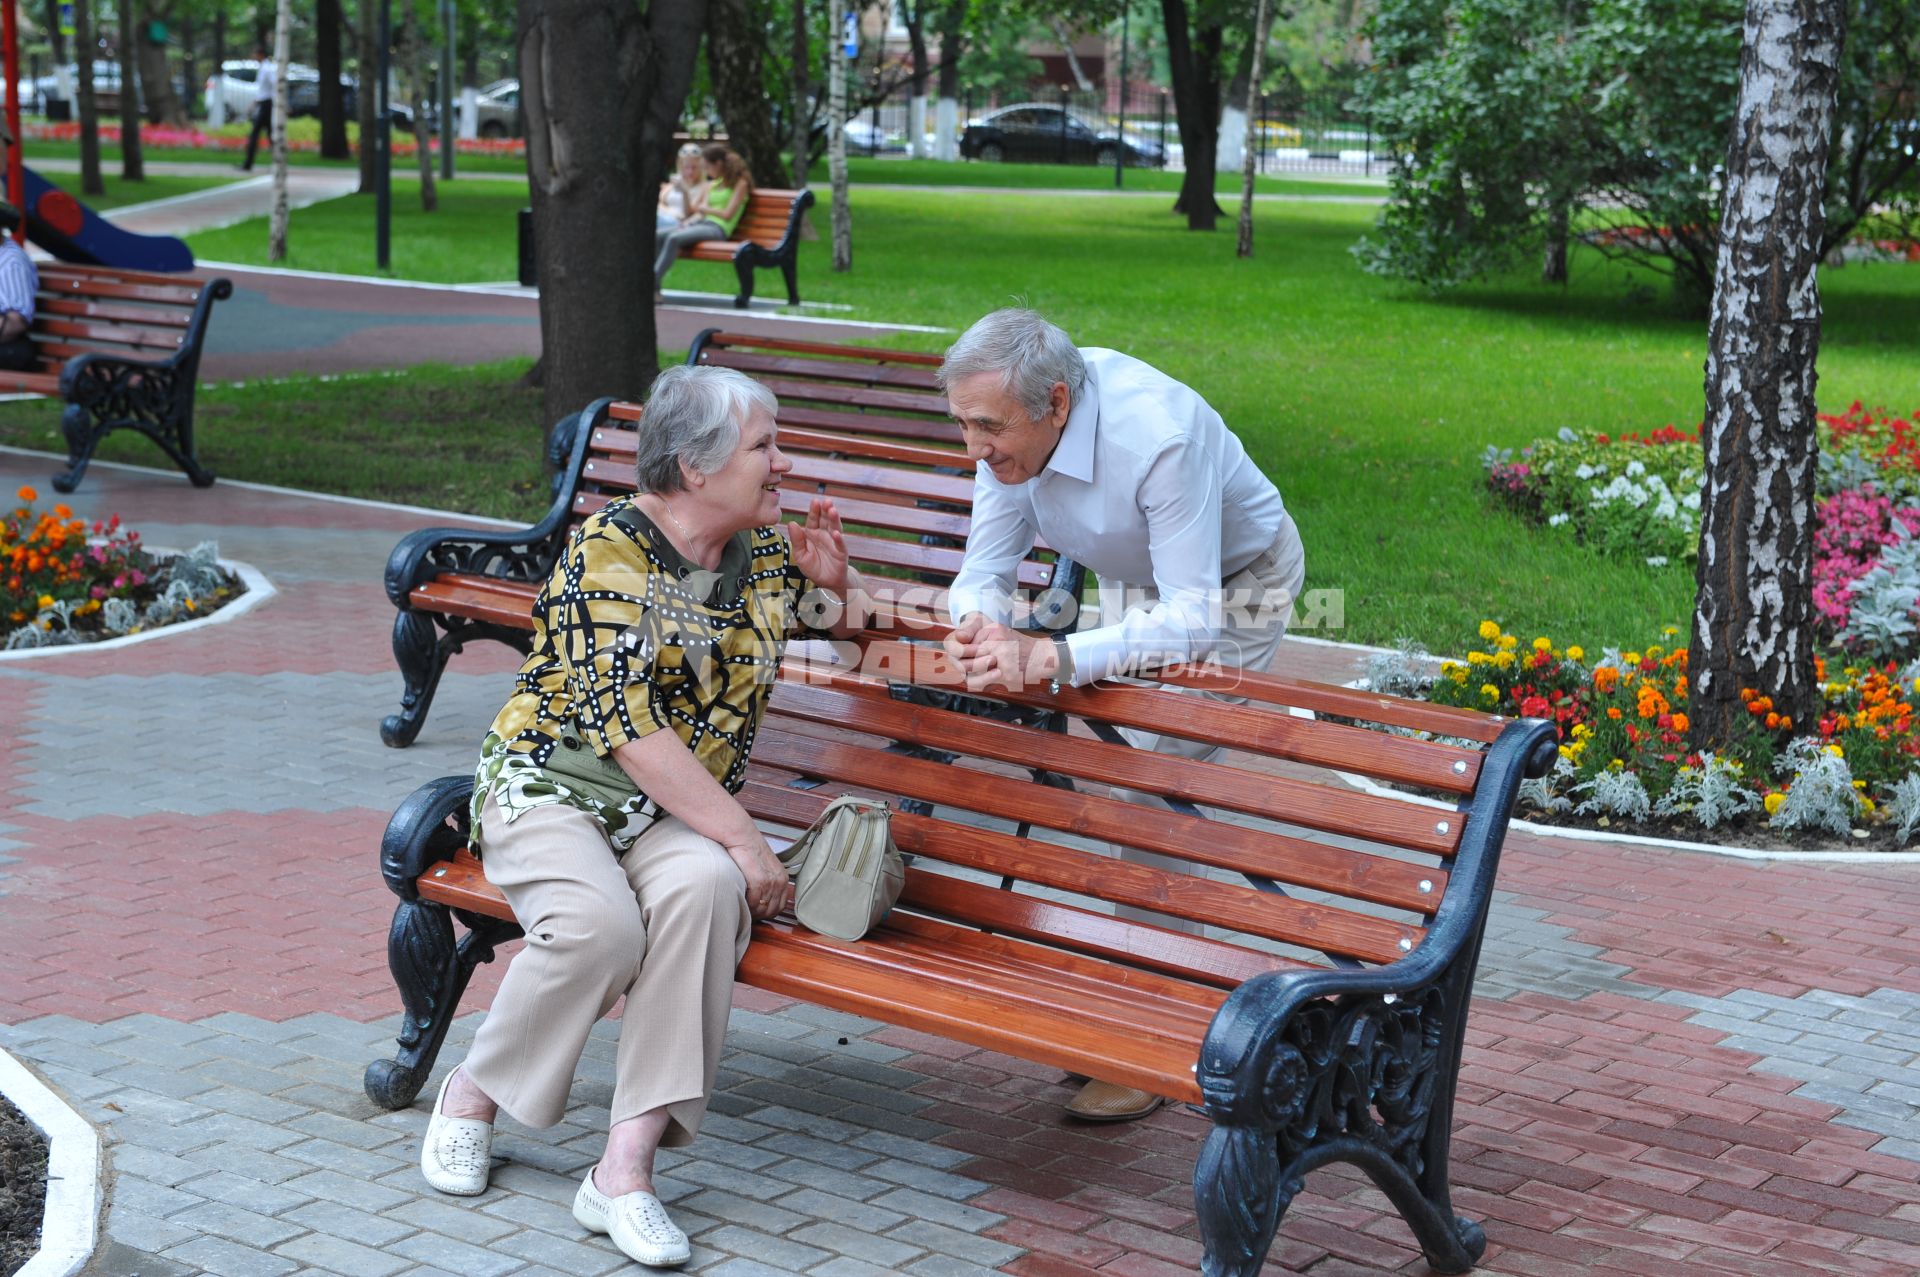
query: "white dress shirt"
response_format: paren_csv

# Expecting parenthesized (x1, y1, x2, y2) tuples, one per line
(0, 240, 37, 328)
(255, 61, 277, 104)
(948, 347, 1295, 686)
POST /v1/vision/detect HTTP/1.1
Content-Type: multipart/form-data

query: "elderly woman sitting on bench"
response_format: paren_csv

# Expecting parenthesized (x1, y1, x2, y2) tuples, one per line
(418, 364, 871, 1268)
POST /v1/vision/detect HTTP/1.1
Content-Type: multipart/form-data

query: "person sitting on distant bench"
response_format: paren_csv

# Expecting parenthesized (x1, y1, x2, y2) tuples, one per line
(0, 203, 39, 372)
(652, 145, 748, 303)
(657, 143, 709, 233)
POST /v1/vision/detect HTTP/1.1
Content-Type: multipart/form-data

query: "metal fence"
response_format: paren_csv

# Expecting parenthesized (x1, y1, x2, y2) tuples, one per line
(835, 82, 1375, 177)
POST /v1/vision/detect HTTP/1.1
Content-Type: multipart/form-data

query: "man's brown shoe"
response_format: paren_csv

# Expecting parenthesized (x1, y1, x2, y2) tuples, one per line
(1064, 1079, 1164, 1123)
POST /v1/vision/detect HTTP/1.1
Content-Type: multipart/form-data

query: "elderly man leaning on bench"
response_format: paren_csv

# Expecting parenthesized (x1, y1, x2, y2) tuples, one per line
(939, 308, 1308, 1122)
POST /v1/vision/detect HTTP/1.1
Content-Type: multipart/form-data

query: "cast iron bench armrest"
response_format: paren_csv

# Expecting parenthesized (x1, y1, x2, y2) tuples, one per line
(382, 398, 612, 608)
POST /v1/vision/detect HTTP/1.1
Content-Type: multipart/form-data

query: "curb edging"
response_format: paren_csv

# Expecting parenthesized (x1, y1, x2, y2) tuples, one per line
(0, 1048, 100, 1277)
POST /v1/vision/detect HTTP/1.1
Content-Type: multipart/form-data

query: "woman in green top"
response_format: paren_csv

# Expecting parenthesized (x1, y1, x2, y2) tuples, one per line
(653, 145, 749, 301)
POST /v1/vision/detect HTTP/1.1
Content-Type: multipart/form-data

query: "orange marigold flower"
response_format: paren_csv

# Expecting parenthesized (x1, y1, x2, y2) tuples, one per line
(1766, 712, 1781, 729)
(1607, 707, 1624, 720)
(15, 485, 35, 502)
(1671, 712, 1689, 732)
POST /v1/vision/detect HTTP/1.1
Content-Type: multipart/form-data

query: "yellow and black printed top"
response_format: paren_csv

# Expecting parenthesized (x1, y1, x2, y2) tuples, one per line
(471, 497, 818, 852)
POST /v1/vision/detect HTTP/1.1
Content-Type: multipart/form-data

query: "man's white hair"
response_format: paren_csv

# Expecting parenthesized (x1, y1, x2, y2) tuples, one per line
(938, 308, 1087, 420)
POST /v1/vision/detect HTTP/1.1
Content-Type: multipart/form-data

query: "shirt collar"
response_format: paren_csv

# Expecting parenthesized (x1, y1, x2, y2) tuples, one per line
(1043, 360, 1098, 483)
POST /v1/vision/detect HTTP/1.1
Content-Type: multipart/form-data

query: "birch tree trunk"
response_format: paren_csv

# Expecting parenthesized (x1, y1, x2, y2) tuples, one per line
(1689, 0, 1848, 747)
(1236, 0, 1272, 258)
(269, 0, 292, 261)
(403, 8, 439, 211)
(828, 0, 850, 271)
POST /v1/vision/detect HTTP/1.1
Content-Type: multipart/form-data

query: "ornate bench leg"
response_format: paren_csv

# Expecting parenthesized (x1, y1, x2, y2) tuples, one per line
(381, 610, 451, 748)
(149, 414, 217, 488)
(781, 257, 800, 305)
(52, 403, 101, 494)
(364, 899, 516, 1109)
(1196, 1123, 1289, 1277)
(733, 256, 756, 309)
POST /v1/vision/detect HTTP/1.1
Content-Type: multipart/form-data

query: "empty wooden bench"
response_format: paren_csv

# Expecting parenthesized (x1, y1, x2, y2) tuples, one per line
(675, 188, 815, 308)
(379, 365, 1078, 746)
(0, 263, 233, 492)
(367, 633, 1556, 1275)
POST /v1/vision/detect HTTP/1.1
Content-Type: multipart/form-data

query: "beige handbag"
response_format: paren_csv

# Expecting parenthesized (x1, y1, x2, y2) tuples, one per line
(778, 796, 906, 941)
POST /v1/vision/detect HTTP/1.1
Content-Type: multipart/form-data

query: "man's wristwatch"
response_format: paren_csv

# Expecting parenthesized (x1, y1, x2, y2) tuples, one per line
(1048, 634, 1074, 695)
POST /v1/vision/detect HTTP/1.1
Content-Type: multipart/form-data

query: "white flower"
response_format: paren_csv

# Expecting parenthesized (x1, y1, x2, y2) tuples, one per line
(1558, 427, 1579, 443)
(1626, 460, 1647, 477)
(1647, 555, 1669, 567)
(1575, 464, 1596, 480)
(1548, 512, 1571, 527)
(1683, 490, 1702, 511)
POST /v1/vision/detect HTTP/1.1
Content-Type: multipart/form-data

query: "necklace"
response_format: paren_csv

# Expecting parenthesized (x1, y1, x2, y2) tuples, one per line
(653, 495, 698, 547)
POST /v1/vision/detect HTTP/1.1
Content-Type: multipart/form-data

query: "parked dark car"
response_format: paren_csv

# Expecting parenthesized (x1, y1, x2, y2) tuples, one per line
(959, 103, 1163, 166)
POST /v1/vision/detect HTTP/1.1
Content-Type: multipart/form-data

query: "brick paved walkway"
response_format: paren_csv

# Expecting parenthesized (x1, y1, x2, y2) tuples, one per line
(1, 453, 1918, 1277)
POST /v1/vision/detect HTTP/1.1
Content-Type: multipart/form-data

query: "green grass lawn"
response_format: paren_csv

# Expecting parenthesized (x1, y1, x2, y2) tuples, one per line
(0, 361, 557, 524)
(45, 172, 243, 211)
(25, 180, 1920, 654)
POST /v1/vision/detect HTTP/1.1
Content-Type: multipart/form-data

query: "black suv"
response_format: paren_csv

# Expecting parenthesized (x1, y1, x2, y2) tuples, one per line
(959, 104, 1163, 166)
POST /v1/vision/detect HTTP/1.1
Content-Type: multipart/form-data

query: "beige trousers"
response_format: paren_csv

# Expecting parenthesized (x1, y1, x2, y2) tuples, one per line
(1103, 517, 1307, 933)
(460, 795, 752, 1147)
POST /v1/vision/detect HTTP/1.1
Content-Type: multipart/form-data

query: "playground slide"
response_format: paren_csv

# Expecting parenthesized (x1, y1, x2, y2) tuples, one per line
(18, 165, 195, 273)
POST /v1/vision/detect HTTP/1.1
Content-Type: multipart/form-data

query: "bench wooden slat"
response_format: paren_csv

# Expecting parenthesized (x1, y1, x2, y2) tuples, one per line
(40, 262, 209, 291)
(768, 675, 1462, 881)
(1152, 665, 1509, 747)
(0, 368, 63, 394)
(746, 730, 1426, 964)
(578, 449, 979, 508)
(697, 349, 945, 394)
(33, 316, 185, 352)
(695, 331, 944, 369)
(747, 375, 948, 418)
(37, 296, 194, 328)
(413, 846, 1212, 1100)
(833, 640, 1484, 798)
(591, 422, 965, 471)
(37, 273, 204, 305)
(775, 405, 963, 446)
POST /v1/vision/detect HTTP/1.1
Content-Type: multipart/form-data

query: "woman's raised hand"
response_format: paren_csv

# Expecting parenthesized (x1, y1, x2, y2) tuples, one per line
(787, 497, 850, 597)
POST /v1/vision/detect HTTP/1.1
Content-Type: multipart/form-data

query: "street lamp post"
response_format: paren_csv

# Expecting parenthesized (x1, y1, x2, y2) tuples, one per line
(376, 0, 391, 269)
(1113, 5, 1128, 189)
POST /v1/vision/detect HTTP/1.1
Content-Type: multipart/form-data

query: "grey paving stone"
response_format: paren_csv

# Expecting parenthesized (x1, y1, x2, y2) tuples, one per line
(827, 1104, 952, 1144)
(110, 1144, 214, 1188)
(760, 1161, 895, 1203)
(98, 1061, 226, 1101)
(279, 1167, 416, 1214)
(903, 1254, 1008, 1277)
(701, 1225, 835, 1270)
(673, 1159, 805, 1201)
(866, 1188, 1002, 1233)
(196, 1084, 314, 1124)
(865, 1160, 989, 1201)
(383, 1196, 522, 1244)
(809, 1259, 903, 1277)
(109, 1174, 210, 1219)
(278, 1135, 412, 1177)
(170, 1199, 309, 1248)
(195, 1012, 322, 1044)
(492, 1227, 629, 1275)
(884, 1219, 1022, 1268)
(275, 1233, 417, 1277)
(282, 1198, 420, 1248)
(793, 1031, 914, 1065)
(105, 1203, 202, 1253)
(678, 1188, 814, 1236)
(775, 1189, 912, 1235)
(162, 1234, 303, 1277)
(486, 1162, 585, 1207)
(1870, 1134, 1920, 1161)
(692, 1135, 788, 1173)
(115, 1013, 225, 1047)
(728, 1009, 821, 1041)
(477, 1189, 586, 1235)
(179, 1141, 316, 1184)
(758, 1133, 884, 1172)
(846, 1129, 972, 1170)
(386, 1229, 530, 1277)
(189, 1170, 317, 1217)
(287, 1110, 412, 1151)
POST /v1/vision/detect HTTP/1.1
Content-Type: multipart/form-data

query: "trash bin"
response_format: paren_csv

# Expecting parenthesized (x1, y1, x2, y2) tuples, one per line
(45, 98, 71, 122)
(517, 208, 536, 288)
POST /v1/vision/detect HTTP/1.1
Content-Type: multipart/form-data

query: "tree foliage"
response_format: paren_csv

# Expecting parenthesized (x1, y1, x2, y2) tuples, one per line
(1355, 0, 1920, 298)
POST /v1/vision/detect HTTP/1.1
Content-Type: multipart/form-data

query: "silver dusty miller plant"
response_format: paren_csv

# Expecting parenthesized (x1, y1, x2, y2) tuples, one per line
(1770, 738, 1864, 835)
(1652, 753, 1759, 829)
(1365, 639, 1434, 700)
(1517, 754, 1575, 814)
(1837, 521, 1920, 661)
(1570, 767, 1652, 822)
(1881, 773, 1920, 845)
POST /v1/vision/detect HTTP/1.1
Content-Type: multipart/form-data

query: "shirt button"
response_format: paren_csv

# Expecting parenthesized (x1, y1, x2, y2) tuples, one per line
(561, 734, 581, 750)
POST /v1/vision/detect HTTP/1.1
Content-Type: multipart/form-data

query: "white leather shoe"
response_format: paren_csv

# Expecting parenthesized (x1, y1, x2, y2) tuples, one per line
(419, 1070, 493, 1196)
(574, 1166, 691, 1268)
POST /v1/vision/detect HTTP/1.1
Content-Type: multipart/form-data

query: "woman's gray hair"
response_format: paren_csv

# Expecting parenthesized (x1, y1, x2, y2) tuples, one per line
(938, 308, 1087, 420)
(634, 365, 778, 493)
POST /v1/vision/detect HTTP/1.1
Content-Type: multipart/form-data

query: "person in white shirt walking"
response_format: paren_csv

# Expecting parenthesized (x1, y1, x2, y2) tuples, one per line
(239, 46, 276, 171)
(939, 307, 1306, 1123)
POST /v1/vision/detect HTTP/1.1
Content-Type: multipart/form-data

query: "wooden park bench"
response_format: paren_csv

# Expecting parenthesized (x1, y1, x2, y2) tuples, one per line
(0, 263, 233, 492)
(379, 341, 1078, 746)
(674, 188, 815, 308)
(365, 633, 1556, 1276)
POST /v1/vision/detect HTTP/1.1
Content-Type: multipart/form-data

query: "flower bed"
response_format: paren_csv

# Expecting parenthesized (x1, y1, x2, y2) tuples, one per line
(1369, 623, 1920, 850)
(3, 487, 243, 649)
(22, 120, 525, 157)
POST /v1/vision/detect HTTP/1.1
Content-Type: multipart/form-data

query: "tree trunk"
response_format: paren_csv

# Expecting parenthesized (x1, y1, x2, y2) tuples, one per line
(828, 0, 850, 270)
(398, 7, 437, 211)
(1689, 0, 1848, 749)
(1161, 0, 1224, 229)
(43, 0, 66, 74)
(932, 0, 963, 162)
(212, 11, 226, 120)
(318, 0, 351, 158)
(707, 0, 785, 187)
(358, 0, 379, 193)
(119, 0, 146, 180)
(180, 14, 195, 122)
(1236, 0, 1273, 258)
(789, 0, 811, 186)
(136, 1, 186, 125)
(270, 0, 292, 261)
(520, 0, 707, 432)
(75, 0, 102, 196)
(1542, 198, 1570, 283)
(902, 0, 927, 158)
